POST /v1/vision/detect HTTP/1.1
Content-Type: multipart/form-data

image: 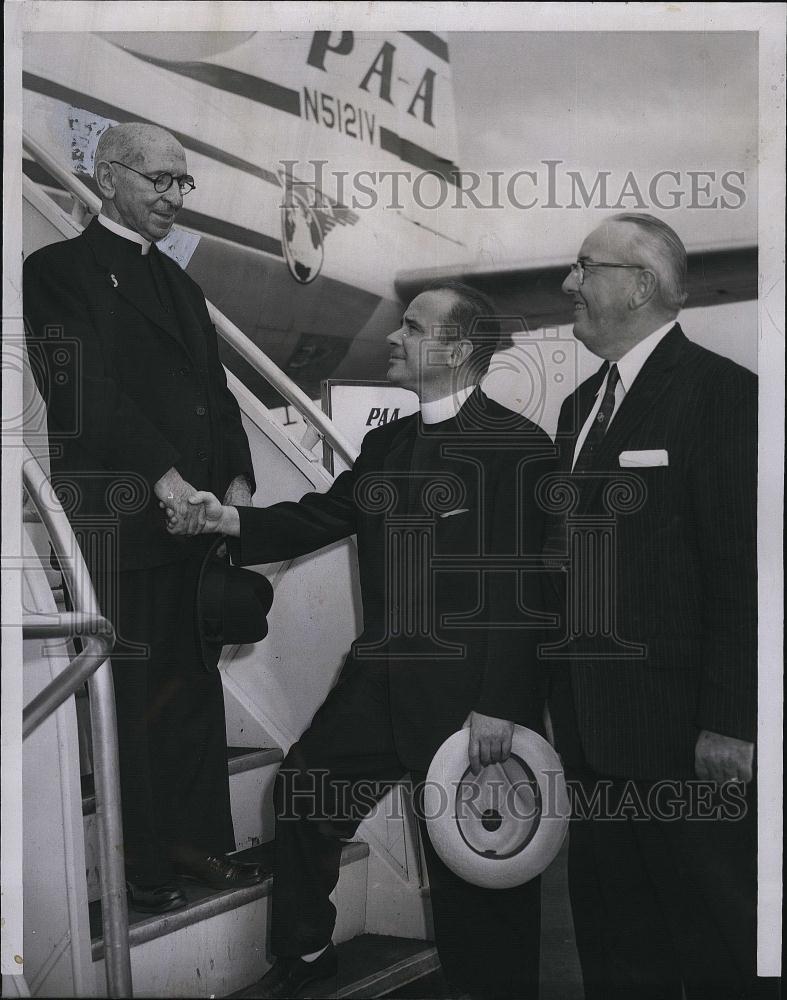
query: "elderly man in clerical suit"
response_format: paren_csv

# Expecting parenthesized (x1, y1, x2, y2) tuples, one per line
(24, 123, 263, 913)
(172, 282, 556, 999)
(543, 214, 759, 999)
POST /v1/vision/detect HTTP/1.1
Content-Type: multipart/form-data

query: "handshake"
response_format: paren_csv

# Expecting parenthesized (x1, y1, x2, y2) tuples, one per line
(155, 467, 248, 537)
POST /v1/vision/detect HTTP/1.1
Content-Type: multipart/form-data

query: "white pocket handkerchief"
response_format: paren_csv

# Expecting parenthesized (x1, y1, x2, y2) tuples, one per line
(440, 508, 470, 518)
(618, 449, 669, 468)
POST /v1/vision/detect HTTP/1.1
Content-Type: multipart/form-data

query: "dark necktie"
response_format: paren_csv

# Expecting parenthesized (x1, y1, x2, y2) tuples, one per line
(542, 363, 619, 569)
(572, 363, 620, 471)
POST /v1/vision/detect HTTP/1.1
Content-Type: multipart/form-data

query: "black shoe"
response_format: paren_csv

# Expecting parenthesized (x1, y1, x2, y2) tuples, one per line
(173, 854, 265, 890)
(126, 881, 187, 914)
(243, 945, 337, 999)
(223, 855, 270, 880)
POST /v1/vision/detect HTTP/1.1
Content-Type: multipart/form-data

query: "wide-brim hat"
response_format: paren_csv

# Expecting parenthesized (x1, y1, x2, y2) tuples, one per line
(424, 726, 569, 889)
(196, 536, 274, 672)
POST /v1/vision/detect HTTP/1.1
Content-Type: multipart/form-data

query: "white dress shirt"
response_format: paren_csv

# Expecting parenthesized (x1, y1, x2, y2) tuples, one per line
(571, 321, 676, 469)
(97, 213, 151, 254)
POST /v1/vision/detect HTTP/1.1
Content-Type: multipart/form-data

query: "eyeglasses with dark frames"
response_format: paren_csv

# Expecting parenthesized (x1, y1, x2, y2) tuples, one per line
(570, 259, 643, 286)
(107, 160, 196, 195)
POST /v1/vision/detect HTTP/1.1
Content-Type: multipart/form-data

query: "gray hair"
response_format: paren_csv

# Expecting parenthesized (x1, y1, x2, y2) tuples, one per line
(611, 213, 688, 313)
(94, 122, 180, 174)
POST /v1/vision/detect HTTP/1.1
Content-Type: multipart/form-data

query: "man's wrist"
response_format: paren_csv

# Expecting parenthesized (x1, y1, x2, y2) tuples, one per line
(220, 505, 241, 537)
(154, 466, 183, 499)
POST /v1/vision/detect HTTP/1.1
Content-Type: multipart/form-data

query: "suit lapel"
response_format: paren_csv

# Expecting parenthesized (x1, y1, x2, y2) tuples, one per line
(578, 325, 687, 505)
(82, 221, 193, 359)
(593, 325, 686, 466)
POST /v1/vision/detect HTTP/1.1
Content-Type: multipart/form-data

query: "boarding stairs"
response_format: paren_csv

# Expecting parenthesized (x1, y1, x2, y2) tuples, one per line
(11, 137, 437, 999)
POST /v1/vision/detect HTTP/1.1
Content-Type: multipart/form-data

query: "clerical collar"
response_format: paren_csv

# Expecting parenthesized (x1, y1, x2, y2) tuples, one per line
(97, 213, 152, 255)
(420, 385, 477, 425)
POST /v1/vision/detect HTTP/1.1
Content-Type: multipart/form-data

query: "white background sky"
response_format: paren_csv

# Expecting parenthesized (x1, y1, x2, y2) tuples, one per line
(448, 30, 758, 262)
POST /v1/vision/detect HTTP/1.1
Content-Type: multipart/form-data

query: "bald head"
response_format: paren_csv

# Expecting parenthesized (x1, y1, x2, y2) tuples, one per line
(94, 123, 183, 173)
(94, 123, 188, 242)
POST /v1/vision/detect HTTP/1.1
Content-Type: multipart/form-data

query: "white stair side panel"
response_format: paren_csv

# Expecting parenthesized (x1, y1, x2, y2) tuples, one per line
(221, 540, 361, 756)
(222, 676, 279, 750)
(120, 895, 271, 1000)
(21, 527, 94, 997)
(219, 398, 362, 755)
(359, 787, 432, 941)
(227, 760, 278, 852)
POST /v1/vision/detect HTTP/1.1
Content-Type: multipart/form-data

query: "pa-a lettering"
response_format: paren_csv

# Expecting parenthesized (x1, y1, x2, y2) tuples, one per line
(366, 407, 400, 427)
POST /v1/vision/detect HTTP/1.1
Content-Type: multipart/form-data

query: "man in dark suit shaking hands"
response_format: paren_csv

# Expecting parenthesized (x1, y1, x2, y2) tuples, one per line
(172, 282, 556, 999)
(24, 123, 263, 912)
(545, 214, 758, 999)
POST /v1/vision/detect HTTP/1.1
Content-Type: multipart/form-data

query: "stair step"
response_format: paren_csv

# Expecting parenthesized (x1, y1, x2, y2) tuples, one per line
(83, 746, 285, 902)
(89, 840, 369, 961)
(380, 966, 467, 999)
(227, 745, 284, 775)
(81, 746, 283, 815)
(232, 935, 440, 1000)
(326, 934, 440, 1000)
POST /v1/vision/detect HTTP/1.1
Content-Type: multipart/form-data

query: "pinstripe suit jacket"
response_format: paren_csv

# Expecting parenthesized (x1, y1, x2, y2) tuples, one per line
(545, 324, 757, 779)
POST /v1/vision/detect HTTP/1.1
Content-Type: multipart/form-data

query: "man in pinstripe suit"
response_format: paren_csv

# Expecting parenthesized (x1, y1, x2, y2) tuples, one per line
(545, 214, 760, 999)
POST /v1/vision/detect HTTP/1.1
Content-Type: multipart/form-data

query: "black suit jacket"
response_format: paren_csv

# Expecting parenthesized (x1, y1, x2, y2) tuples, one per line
(233, 389, 556, 771)
(545, 324, 757, 779)
(24, 218, 254, 571)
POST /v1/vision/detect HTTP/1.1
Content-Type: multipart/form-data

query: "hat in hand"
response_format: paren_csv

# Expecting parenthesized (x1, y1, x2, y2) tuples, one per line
(196, 536, 274, 672)
(424, 726, 569, 888)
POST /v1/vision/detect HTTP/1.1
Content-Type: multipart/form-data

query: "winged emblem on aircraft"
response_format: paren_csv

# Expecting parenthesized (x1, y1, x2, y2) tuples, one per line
(279, 169, 359, 284)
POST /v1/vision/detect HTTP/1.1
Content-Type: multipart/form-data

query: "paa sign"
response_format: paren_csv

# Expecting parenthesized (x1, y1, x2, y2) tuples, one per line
(321, 379, 419, 474)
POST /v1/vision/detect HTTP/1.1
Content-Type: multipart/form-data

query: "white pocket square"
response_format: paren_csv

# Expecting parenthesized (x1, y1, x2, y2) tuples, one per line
(618, 449, 669, 467)
(440, 508, 470, 518)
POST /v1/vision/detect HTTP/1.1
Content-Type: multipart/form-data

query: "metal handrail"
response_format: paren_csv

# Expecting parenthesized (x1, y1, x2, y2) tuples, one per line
(22, 449, 132, 998)
(23, 613, 115, 740)
(22, 131, 360, 469)
(23, 133, 102, 215)
(205, 303, 358, 467)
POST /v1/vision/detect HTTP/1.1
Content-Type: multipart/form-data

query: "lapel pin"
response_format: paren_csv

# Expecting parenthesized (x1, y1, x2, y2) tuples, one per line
(110, 273, 118, 288)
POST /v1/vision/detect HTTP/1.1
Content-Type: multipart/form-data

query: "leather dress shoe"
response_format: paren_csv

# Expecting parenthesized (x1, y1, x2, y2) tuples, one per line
(173, 854, 265, 890)
(223, 855, 268, 879)
(126, 881, 187, 914)
(244, 944, 337, 999)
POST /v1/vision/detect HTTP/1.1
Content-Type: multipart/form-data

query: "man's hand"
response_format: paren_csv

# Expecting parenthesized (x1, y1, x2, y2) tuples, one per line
(465, 711, 515, 776)
(694, 729, 754, 784)
(223, 475, 252, 507)
(166, 491, 241, 537)
(155, 467, 206, 536)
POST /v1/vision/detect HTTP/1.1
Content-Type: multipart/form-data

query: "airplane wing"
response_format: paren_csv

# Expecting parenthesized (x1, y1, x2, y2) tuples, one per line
(395, 244, 757, 328)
